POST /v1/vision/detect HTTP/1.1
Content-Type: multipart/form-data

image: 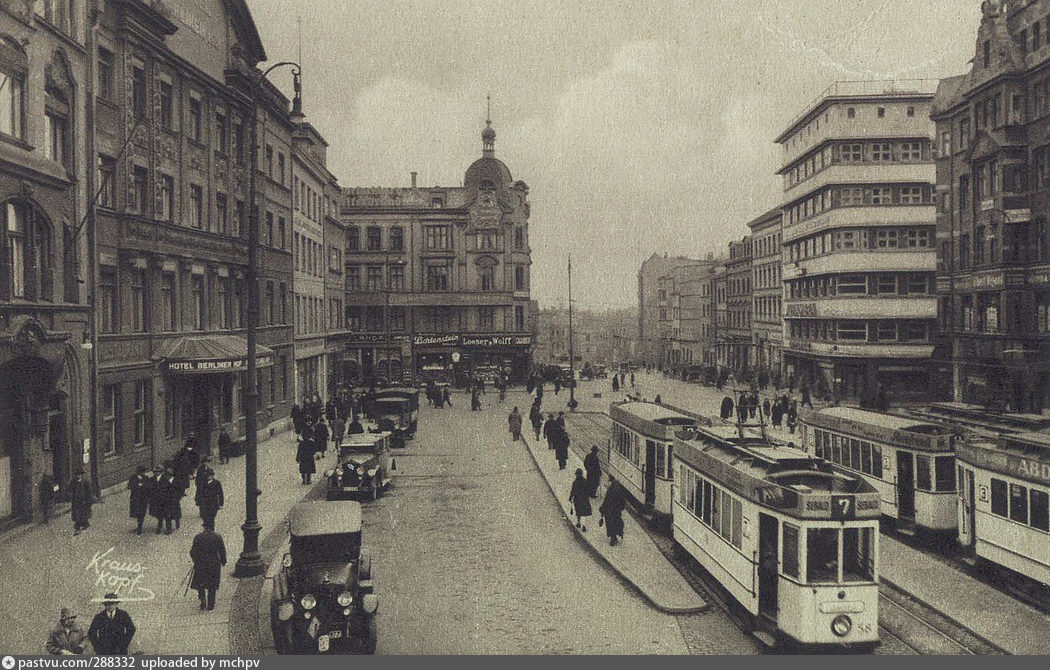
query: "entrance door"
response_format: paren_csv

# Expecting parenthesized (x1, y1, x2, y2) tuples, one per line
(897, 450, 916, 521)
(49, 403, 69, 490)
(644, 439, 657, 507)
(758, 513, 779, 619)
(959, 468, 976, 548)
(361, 349, 375, 379)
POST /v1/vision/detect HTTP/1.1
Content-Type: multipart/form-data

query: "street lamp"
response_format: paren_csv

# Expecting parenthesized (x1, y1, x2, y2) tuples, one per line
(568, 255, 576, 411)
(234, 60, 300, 579)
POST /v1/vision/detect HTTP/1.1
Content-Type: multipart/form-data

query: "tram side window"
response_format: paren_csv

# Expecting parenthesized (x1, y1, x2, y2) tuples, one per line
(831, 434, 842, 464)
(991, 478, 1008, 516)
(693, 477, 703, 518)
(807, 528, 839, 583)
(814, 430, 826, 459)
(861, 440, 873, 474)
(1031, 489, 1050, 532)
(782, 523, 800, 579)
(843, 527, 875, 582)
(711, 485, 721, 533)
(702, 481, 712, 524)
(872, 444, 883, 478)
(916, 455, 932, 491)
(720, 491, 732, 541)
(655, 442, 666, 478)
(850, 439, 862, 471)
(935, 456, 956, 492)
(731, 498, 743, 549)
(1010, 483, 1029, 524)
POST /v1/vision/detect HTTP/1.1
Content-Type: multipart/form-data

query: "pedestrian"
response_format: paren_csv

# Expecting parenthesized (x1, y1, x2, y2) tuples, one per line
(127, 465, 152, 536)
(720, 395, 734, 421)
(771, 402, 783, 429)
(763, 398, 771, 421)
(508, 407, 523, 441)
(787, 400, 798, 435)
(313, 419, 330, 459)
(40, 473, 58, 524)
(441, 386, 453, 408)
(544, 413, 556, 450)
(148, 466, 170, 534)
(46, 607, 87, 655)
(584, 445, 601, 498)
(173, 439, 200, 493)
(194, 468, 224, 528)
(748, 392, 758, 419)
(332, 413, 346, 449)
(530, 408, 543, 440)
(194, 456, 212, 494)
(291, 404, 304, 436)
(217, 428, 233, 464)
(347, 415, 364, 435)
(88, 594, 135, 655)
(68, 468, 92, 536)
(189, 521, 227, 611)
(161, 462, 183, 533)
(555, 424, 570, 470)
(296, 435, 316, 484)
(325, 397, 337, 426)
(630, 372, 635, 387)
(801, 384, 812, 409)
(654, 394, 662, 404)
(612, 374, 620, 392)
(599, 481, 626, 546)
(554, 378, 561, 396)
(568, 469, 592, 531)
(471, 387, 482, 411)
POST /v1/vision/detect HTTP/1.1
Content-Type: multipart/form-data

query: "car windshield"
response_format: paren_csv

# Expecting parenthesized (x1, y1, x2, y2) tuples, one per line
(340, 445, 376, 458)
(291, 531, 361, 562)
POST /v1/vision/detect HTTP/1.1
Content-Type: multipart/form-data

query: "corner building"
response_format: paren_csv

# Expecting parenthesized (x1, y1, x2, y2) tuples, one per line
(748, 209, 784, 380)
(931, 0, 1050, 411)
(339, 121, 533, 385)
(776, 81, 939, 404)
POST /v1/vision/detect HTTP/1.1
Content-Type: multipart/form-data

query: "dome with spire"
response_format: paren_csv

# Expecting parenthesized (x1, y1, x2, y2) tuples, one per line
(481, 121, 496, 143)
(465, 117, 512, 189)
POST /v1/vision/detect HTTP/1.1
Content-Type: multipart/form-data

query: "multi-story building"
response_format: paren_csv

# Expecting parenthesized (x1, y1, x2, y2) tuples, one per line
(712, 266, 728, 370)
(776, 80, 939, 403)
(92, 0, 293, 491)
(931, 0, 1050, 412)
(0, 0, 90, 523)
(667, 257, 720, 375)
(340, 120, 533, 385)
(748, 208, 784, 381)
(637, 253, 698, 367)
(698, 261, 719, 365)
(724, 237, 753, 373)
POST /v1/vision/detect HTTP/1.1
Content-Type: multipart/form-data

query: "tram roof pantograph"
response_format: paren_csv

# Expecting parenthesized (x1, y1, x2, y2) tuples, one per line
(803, 406, 953, 453)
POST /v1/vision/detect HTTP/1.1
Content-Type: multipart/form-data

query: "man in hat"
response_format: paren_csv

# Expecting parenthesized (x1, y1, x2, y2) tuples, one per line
(68, 468, 92, 536)
(88, 594, 135, 655)
(189, 521, 227, 610)
(127, 465, 152, 536)
(46, 607, 87, 654)
(194, 468, 224, 529)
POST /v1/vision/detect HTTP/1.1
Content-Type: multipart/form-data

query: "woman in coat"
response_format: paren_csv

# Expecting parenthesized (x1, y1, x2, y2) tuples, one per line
(554, 425, 569, 470)
(507, 407, 523, 441)
(568, 469, 592, 531)
(68, 469, 92, 536)
(312, 420, 329, 459)
(127, 465, 152, 536)
(599, 482, 627, 546)
(296, 438, 316, 484)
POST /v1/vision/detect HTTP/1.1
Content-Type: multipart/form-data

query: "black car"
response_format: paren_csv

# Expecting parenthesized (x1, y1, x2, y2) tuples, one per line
(271, 501, 378, 654)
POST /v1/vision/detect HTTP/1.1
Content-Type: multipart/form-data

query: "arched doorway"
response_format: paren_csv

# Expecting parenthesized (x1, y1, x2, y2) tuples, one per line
(0, 355, 61, 521)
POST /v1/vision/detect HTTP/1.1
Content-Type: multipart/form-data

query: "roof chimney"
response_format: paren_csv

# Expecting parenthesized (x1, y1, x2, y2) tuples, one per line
(411, 172, 417, 188)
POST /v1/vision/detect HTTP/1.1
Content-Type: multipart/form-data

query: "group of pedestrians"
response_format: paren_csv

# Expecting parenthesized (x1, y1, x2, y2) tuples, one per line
(565, 446, 626, 546)
(126, 437, 224, 536)
(47, 595, 136, 656)
(718, 392, 800, 433)
(610, 371, 635, 393)
(425, 380, 453, 408)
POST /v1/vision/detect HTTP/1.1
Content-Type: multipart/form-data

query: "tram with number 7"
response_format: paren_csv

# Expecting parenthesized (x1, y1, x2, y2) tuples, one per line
(672, 424, 881, 647)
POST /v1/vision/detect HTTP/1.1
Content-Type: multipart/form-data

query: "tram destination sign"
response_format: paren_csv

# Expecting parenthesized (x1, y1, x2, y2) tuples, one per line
(957, 443, 1050, 486)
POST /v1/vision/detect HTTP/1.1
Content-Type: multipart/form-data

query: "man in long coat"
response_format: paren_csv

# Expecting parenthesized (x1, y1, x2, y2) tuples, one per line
(148, 466, 168, 533)
(599, 481, 627, 546)
(507, 407, 523, 441)
(313, 420, 330, 459)
(554, 423, 570, 470)
(584, 445, 602, 497)
(68, 469, 92, 536)
(543, 413, 556, 450)
(155, 463, 180, 534)
(127, 465, 152, 536)
(88, 595, 135, 655)
(194, 468, 224, 529)
(190, 522, 227, 610)
(172, 440, 200, 493)
(296, 437, 316, 484)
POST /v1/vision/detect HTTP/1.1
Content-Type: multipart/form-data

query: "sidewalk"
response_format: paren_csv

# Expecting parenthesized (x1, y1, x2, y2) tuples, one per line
(880, 535, 1050, 655)
(519, 426, 707, 614)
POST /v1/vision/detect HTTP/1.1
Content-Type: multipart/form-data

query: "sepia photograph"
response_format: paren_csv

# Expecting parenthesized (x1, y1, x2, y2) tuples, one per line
(0, 0, 1048, 658)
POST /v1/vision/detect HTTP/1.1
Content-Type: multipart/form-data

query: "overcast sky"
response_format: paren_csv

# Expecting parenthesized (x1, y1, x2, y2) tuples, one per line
(246, 0, 981, 310)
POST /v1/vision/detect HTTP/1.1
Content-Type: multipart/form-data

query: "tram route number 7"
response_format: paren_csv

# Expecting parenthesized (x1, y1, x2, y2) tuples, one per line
(830, 495, 855, 520)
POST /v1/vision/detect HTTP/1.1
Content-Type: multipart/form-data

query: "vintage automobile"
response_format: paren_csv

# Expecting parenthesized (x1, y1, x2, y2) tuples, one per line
(373, 387, 420, 447)
(325, 433, 395, 501)
(593, 365, 608, 379)
(271, 501, 378, 655)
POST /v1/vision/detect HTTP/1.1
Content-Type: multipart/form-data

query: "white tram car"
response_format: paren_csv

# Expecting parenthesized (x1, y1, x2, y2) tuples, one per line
(956, 430, 1050, 587)
(673, 426, 881, 647)
(800, 407, 957, 533)
(607, 401, 703, 524)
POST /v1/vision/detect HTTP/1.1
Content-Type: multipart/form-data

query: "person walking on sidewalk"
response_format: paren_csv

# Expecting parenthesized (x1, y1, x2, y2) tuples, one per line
(554, 423, 570, 470)
(148, 467, 168, 534)
(801, 384, 813, 409)
(190, 522, 227, 611)
(630, 372, 635, 387)
(296, 435, 316, 485)
(313, 419, 330, 460)
(68, 468, 92, 536)
(88, 594, 135, 655)
(127, 465, 152, 536)
(508, 407, 523, 441)
(553, 378, 561, 396)
(544, 413, 556, 450)
(46, 608, 87, 655)
(719, 395, 734, 421)
(568, 469, 592, 531)
(771, 401, 783, 429)
(787, 400, 798, 435)
(599, 482, 626, 546)
(529, 403, 543, 439)
(612, 374, 619, 392)
(217, 428, 233, 465)
(762, 397, 771, 421)
(194, 468, 224, 529)
(584, 445, 602, 498)
(160, 462, 183, 533)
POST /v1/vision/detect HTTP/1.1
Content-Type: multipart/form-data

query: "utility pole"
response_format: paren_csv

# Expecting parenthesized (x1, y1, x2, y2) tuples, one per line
(568, 256, 576, 411)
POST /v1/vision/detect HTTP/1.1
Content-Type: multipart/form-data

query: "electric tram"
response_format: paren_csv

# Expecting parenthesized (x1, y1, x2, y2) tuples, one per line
(799, 407, 957, 532)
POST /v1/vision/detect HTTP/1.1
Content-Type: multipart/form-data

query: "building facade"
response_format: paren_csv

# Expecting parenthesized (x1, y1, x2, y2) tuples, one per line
(776, 80, 939, 404)
(0, 0, 90, 523)
(931, 0, 1050, 412)
(339, 120, 533, 386)
(748, 208, 784, 382)
(722, 237, 752, 373)
(637, 253, 698, 367)
(712, 266, 728, 370)
(666, 258, 720, 375)
(92, 0, 293, 491)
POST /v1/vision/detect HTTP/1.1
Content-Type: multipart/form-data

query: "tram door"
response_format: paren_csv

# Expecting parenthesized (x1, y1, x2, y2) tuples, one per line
(758, 514, 779, 619)
(644, 440, 657, 507)
(897, 451, 916, 521)
(959, 468, 976, 547)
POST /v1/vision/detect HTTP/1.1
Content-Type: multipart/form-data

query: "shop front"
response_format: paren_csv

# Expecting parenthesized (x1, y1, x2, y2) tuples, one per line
(341, 334, 410, 386)
(412, 334, 532, 386)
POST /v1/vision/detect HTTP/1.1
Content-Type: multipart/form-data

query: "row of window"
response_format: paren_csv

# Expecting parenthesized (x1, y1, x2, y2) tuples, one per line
(612, 424, 641, 469)
(295, 294, 328, 335)
(294, 232, 326, 277)
(0, 37, 73, 171)
(2, 201, 79, 304)
(787, 184, 933, 228)
(346, 225, 528, 253)
(345, 262, 528, 293)
(293, 175, 333, 223)
(785, 140, 931, 189)
(344, 305, 527, 333)
(787, 319, 931, 343)
(754, 296, 782, 321)
(787, 103, 919, 150)
(989, 477, 1050, 532)
(347, 225, 405, 252)
(945, 81, 1050, 157)
(677, 466, 744, 551)
(947, 219, 1050, 272)
(787, 272, 932, 300)
(943, 291, 1050, 336)
(754, 262, 782, 290)
(787, 226, 933, 263)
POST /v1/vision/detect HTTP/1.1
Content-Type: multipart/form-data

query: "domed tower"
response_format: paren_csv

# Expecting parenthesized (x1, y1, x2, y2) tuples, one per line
(464, 104, 513, 193)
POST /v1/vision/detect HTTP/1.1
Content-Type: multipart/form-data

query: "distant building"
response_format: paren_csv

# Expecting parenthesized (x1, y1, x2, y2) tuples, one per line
(723, 237, 753, 373)
(637, 253, 701, 367)
(776, 79, 939, 403)
(666, 256, 720, 376)
(748, 208, 784, 380)
(931, 0, 1050, 412)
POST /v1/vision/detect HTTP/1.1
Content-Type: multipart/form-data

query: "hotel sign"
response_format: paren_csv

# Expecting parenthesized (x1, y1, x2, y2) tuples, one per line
(167, 354, 273, 374)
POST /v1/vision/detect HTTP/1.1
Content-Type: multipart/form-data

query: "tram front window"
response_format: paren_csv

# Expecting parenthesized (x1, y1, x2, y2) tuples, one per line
(842, 527, 875, 582)
(807, 528, 839, 583)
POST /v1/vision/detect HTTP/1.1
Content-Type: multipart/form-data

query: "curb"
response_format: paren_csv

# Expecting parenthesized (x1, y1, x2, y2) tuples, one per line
(256, 553, 281, 655)
(519, 431, 707, 615)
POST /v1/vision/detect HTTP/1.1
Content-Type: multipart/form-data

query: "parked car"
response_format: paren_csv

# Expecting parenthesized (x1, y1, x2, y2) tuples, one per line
(372, 388, 419, 447)
(271, 501, 378, 654)
(685, 365, 706, 383)
(593, 365, 608, 379)
(325, 433, 395, 501)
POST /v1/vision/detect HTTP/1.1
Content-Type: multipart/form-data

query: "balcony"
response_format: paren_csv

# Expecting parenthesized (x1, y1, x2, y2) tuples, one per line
(783, 204, 935, 243)
(783, 296, 936, 319)
(784, 249, 936, 279)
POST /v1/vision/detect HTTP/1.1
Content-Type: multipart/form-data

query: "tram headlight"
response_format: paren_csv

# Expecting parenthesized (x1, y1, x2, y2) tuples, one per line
(337, 591, 353, 607)
(301, 594, 317, 610)
(831, 614, 852, 637)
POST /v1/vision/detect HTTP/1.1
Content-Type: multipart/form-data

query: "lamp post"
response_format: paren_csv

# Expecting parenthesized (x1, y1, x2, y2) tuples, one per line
(568, 255, 576, 411)
(235, 60, 300, 578)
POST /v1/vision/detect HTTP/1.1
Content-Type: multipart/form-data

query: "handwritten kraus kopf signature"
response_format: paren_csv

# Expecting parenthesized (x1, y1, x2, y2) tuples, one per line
(85, 547, 156, 602)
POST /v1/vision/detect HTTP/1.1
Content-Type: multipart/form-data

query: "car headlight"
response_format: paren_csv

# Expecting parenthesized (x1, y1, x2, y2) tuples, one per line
(367, 468, 378, 477)
(337, 591, 353, 606)
(362, 593, 378, 614)
(277, 602, 294, 621)
(301, 594, 316, 610)
(831, 614, 852, 637)
(281, 553, 292, 568)
(356, 466, 365, 475)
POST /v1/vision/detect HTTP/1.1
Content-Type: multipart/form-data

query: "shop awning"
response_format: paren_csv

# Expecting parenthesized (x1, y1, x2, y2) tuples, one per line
(158, 335, 275, 374)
